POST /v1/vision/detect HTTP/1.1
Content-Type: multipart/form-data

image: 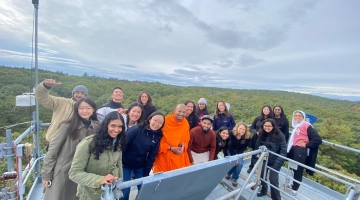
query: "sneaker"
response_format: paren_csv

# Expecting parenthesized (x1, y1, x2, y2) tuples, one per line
(247, 165, 253, 173)
(291, 189, 297, 196)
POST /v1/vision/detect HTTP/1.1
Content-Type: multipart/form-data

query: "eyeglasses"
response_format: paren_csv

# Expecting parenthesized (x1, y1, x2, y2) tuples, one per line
(152, 119, 164, 125)
(264, 125, 273, 128)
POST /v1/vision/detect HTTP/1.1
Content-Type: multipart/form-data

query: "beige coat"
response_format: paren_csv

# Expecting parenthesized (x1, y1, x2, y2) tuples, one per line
(35, 82, 76, 142)
(41, 121, 100, 200)
(69, 135, 123, 200)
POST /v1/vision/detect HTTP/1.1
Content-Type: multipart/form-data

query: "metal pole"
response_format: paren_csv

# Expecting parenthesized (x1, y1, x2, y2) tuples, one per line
(32, 0, 41, 179)
(6, 129, 14, 172)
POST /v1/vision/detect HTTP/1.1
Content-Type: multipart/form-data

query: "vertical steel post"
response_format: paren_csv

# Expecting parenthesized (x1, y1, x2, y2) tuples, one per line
(5, 129, 14, 172)
(32, 0, 41, 179)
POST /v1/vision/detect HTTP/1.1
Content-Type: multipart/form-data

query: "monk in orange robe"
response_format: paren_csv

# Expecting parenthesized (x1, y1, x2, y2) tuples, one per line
(153, 104, 190, 173)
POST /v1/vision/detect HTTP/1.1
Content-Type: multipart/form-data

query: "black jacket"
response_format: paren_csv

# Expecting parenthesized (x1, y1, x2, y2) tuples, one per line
(122, 125, 161, 176)
(141, 105, 157, 121)
(186, 113, 199, 130)
(274, 116, 290, 142)
(228, 134, 251, 156)
(252, 130, 287, 171)
(304, 126, 322, 175)
(100, 100, 123, 109)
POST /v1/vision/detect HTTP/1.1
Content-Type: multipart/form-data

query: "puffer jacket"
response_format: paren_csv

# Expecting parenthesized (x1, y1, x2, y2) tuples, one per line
(252, 131, 287, 171)
(69, 135, 123, 200)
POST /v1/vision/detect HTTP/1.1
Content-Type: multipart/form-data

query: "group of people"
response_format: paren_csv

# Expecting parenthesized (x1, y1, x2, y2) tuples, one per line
(36, 79, 322, 200)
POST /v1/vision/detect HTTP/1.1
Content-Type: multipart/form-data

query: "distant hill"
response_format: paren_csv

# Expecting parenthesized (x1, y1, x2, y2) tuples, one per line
(310, 93, 360, 102)
(1, 65, 360, 188)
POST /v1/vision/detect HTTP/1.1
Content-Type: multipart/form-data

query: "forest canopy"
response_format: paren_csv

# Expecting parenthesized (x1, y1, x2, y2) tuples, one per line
(1, 66, 360, 193)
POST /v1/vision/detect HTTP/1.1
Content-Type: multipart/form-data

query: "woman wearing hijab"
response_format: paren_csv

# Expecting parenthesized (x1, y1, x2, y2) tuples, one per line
(287, 110, 322, 196)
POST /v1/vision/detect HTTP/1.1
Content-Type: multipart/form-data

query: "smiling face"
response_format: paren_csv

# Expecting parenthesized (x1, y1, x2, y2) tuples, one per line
(73, 91, 87, 101)
(112, 88, 123, 102)
(263, 121, 274, 133)
(140, 93, 149, 105)
(219, 129, 229, 140)
(107, 119, 123, 138)
(237, 124, 247, 136)
(78, 101, 95, 120)
(198, 103, 206, 110)
(262, 107, 270, 116)
(294, 112, 304, 123)
(185, 102, 194, 117)
(128, 106, 142, 122)
(149, 114, 164, 131)
(201, 119, 212, 132)
(217, 102, 226, 112)
(273, 106, 282, 117)
(174, 104, 187, 121)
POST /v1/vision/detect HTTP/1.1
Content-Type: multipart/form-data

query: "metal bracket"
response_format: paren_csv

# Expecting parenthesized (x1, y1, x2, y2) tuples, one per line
(0, 143, 7, 159)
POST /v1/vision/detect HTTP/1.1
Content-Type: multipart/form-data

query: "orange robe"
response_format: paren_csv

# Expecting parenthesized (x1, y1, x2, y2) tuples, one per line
(153, 114, 190, 173)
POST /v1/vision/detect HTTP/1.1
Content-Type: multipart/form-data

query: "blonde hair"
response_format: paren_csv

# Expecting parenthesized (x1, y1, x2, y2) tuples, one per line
(233, 122, 250, 139)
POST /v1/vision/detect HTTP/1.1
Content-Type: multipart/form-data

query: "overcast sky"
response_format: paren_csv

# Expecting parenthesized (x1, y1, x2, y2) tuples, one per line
(1, 0, 359, 98)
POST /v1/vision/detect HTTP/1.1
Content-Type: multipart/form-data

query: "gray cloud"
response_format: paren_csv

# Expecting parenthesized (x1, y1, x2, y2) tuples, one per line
(0, 0, 359, 98)
(118, 64, 137, 69)
(237, 54, 266, 68)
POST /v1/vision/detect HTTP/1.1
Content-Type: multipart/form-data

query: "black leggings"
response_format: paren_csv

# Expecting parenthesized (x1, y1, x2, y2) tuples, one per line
(289, 146, 307, 191)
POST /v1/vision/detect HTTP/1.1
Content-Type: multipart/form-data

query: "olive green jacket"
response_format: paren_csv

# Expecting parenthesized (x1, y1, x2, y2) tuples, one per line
(69, 135, 123, 200)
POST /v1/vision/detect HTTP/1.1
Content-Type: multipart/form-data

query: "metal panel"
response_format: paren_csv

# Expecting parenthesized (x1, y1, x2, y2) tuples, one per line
(136, 156, 238, 200)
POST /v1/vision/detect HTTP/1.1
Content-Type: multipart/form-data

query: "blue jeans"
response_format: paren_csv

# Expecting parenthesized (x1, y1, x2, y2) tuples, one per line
(227, 157, 244, 181)
(121, 167, 144, 200)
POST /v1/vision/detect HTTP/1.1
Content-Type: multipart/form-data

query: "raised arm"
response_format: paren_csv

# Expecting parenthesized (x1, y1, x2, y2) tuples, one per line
(35, 79, 64, 110)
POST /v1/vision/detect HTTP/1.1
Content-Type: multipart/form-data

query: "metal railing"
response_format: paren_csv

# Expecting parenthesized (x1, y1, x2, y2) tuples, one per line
(0, 117, 48, 200)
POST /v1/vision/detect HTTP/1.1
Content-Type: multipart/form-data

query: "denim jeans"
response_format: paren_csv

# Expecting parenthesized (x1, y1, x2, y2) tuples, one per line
(227, 157, 244, 181)
(121, 167, 144, 200)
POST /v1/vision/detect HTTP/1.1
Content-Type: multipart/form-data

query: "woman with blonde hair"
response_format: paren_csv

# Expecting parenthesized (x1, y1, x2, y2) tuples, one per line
(224, 122, 251, 187)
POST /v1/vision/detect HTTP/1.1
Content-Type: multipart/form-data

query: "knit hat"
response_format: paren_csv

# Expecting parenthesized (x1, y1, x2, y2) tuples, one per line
(198, 98, 207, 105)
(72, 85, 88, 97)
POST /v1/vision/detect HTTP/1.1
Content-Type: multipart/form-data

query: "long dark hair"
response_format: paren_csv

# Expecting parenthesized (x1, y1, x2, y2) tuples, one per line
(137, 90, 155, 107)
(259, 104, 274, 121)
(139, 111, 165, 138)
(184, 100, 196, 117)
(216, 126, 231, 146)
(65, 97, 97, 140)
(196, 103, 209, 116)
(258, 118, 282, 141)
(90, 111, 126, 160)
(215, 101, 230, 119)
(125, 102, 144, 127)
(273, 105, 286, 118)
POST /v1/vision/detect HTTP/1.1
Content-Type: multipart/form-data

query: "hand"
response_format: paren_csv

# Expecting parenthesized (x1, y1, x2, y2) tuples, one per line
(43, 79, 62, 87)
(117, 108, 125, 114)
(170, 146, 183, 155)
(101, 174, 117, 185)
(234, 161, 238, 166)
(299, 141, 307, 148)
(42, 180, 50, 188)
